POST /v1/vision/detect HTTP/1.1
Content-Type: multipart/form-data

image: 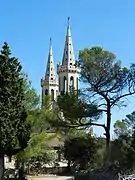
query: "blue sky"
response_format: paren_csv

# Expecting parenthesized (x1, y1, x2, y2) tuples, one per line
(0, 0, 135, 136)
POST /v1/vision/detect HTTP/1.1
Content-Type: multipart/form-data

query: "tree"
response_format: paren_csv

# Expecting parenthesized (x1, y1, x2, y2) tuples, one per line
(114, 120, 127, 137)
(14, 73, 40, 178)
(47, 92, 107, 169)
(17, 131, 59, 173)
(114, 111, 135, 137)
(22, 73, 40, 111)
(48, 91, 102, 135)
(20, 73, 40, 136)
(34, 95, 57, 133)
(0, 42, 30, 179)
(79, 46, 135, 147)
(110, 111, 135, 172)
(110, 131, 135, 173)
(63, 133, 100, 171)
(16, 95, 60, 173)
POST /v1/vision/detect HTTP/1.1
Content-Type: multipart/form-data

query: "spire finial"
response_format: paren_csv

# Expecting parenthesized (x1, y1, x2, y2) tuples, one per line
(67, 17, 71, 37)
(49, 37, 52, 56)
(50, 37, 52, 45)
(68, 17, 70, 26)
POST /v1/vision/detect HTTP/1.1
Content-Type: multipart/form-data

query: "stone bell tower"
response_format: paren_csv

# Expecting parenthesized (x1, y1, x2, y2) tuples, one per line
(57, 18, 80, 94)
(41, 38, 59, 102)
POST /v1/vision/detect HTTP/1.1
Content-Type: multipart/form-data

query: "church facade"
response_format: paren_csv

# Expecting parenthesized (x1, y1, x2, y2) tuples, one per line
(41, 18, 80, 101)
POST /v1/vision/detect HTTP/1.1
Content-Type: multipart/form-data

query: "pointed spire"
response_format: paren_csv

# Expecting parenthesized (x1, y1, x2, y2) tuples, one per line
(45, 38, 56, 81)
(49, 37, 53, 55)
(67, 17, 71, 37)
(62, 17, 75, 66)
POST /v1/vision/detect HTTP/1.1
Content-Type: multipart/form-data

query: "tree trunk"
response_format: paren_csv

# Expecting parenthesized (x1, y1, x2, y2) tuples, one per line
(106, 104, 111, 148)
(106, 127, 110, 148)
(67, 160, 71, 173)
(18, 160, 26, 180)
(0, 149, 4, 180)
(104, 104, 111, 164)
(67, 160, 71, 168)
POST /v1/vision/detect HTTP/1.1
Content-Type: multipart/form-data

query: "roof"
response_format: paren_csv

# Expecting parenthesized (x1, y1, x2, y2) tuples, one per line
(45, 132, 64, 148)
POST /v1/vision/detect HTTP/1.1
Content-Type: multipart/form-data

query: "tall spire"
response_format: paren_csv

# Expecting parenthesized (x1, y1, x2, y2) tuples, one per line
(67, 17, 71, 37)
(45, 38, 56, 81)
(62, 17, 75, 66)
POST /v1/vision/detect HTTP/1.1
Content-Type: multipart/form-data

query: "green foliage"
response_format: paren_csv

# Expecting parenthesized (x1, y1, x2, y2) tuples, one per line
(58, 91, 101, 120)
(17, 131, 57, 162)
(28, 107, 54, 135)
(49, 91, 102, 134)
(79, 47, 130, 96)
(114, 120, 127, 137)
(123, 111, 135, 134)
(35, 95, 57, 133)
(79, 46, 135, 108)
(22, 73, 40, 111)
(0, 42, 30, 154)
(114, 111, 135, 137)
(25, 151, 54, 170)
(63, 133, 100, 171)
(110, 134, 135, 172)
(79, 46, 135, 145)
(111, 111, 135, 172)
(57, 91, 85, 120)
(17, 95, 59, 164)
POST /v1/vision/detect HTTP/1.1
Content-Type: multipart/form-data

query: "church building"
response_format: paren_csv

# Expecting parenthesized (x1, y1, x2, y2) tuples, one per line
(41, 18, 80, 101)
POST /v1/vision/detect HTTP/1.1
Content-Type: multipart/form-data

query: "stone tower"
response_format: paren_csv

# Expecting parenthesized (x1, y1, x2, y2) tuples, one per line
(41, 38, 59, 102)
(57, 18, 80, 94)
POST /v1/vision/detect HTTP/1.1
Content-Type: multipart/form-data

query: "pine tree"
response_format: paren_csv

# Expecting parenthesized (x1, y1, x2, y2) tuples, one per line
(0, 42, 30, 179)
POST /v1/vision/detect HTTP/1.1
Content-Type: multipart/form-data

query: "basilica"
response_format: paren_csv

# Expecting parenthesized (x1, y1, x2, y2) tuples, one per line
(41, 18, 80, 101)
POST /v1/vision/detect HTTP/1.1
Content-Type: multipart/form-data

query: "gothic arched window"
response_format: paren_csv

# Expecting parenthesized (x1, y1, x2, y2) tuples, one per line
(51, 89, 54, 101)
(76, 77, 78, 90)
(45, 89, 48, 95)
(63, 76, 67, 93)
(59, 77, 61, 92)
(70, 76, 74, 92)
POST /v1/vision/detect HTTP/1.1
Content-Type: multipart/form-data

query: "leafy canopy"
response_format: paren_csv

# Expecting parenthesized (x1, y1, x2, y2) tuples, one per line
(63, 133, 100, 170)
(0, 42, 30, 155)
(114, 111, 135, 137)
(79, 46, 135, 145)
(48, 90, 102, 135)
(79, 46, 135, 108)
(22, 73, 40, 111)
(17, 95, 59, 162)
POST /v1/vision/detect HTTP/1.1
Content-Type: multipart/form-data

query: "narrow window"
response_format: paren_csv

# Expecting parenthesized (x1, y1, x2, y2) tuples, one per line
(70, 76, 74, 92)
(51, 89, 54, 101)
(63, 76, 67, 93)
(45, 89, 48, 95)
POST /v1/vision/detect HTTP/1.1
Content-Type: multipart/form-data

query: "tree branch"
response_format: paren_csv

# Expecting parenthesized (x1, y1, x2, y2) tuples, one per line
(111, 91, 135, 107)
(98, 108, 107, 112)
(56, 120, 106, 130)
